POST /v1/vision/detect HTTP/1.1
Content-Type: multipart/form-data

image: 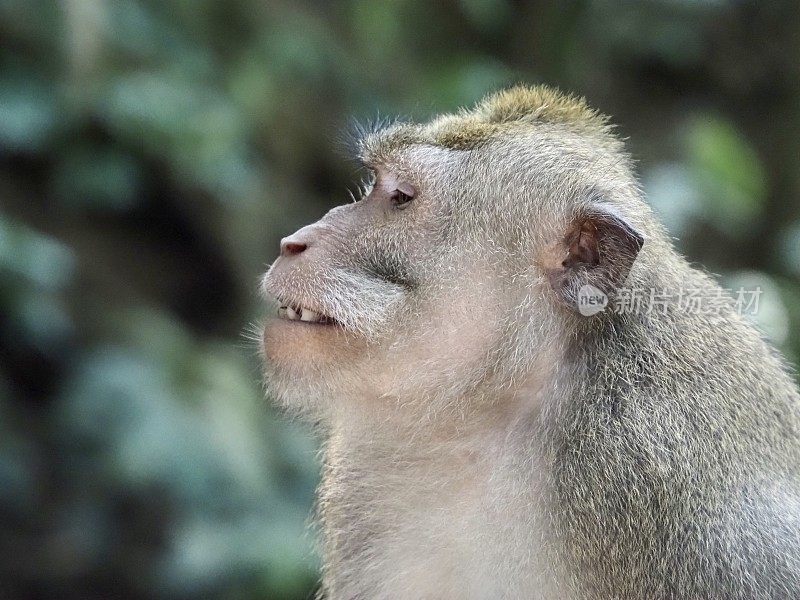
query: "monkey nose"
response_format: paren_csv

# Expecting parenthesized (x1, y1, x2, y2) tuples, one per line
(280, 227, 315, 257)
(279, 222, 321, 257)
(280, 239, 307, 257)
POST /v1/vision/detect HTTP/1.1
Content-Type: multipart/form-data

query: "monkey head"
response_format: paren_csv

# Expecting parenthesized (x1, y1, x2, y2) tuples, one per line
(261, 86, 649, 420)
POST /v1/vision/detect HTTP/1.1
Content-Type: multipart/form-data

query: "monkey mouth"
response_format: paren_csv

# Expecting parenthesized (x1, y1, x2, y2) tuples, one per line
(278, 303, 339, 326)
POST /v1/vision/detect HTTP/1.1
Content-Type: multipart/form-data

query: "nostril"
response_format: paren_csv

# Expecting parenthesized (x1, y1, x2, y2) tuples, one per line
(280, 225, 317, 257)
(280, 240, 308, 257)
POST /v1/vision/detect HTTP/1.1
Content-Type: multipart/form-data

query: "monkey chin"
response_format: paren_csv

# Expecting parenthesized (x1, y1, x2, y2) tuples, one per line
(262, 316, 367, 380)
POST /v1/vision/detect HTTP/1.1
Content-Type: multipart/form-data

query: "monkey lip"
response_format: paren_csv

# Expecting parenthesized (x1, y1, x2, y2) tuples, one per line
(278, 303, 339, 326)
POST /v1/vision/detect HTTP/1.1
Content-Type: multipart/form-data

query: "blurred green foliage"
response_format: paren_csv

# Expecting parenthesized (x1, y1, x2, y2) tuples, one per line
(0, 1, 798, 598)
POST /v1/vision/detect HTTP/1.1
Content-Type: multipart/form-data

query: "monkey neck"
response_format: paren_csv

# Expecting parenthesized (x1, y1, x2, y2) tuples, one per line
(319, 355, 562, 552)
(318, 363, 564, 598)
(332, 341, 560, 448)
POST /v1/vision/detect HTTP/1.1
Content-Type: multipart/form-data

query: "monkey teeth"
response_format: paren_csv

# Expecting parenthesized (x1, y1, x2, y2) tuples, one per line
(278, 304, 335, 325)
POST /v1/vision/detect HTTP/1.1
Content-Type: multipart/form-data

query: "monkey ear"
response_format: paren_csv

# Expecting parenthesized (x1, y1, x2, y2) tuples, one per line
(545, 206, 644, 313)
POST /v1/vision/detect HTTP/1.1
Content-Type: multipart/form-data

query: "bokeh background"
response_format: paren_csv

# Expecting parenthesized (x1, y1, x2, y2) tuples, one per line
(1, 1, 798, 598)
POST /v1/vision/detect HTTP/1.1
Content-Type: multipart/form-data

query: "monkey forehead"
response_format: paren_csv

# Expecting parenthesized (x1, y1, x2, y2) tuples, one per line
(357, 122, 426, 166)
(361, 136, 467, 180)
(358, 85, 613, 160)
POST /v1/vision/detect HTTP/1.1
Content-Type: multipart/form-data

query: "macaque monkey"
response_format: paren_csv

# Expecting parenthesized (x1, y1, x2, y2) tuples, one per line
(260, 85, 800, 599)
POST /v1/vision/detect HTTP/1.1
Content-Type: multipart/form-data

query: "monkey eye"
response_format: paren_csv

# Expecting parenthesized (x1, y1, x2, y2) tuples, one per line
(390, 182, 415, 209)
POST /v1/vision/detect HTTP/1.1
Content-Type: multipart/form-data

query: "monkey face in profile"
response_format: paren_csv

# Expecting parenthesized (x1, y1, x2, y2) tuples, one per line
(262, 88, 645, 420)
(260, 145, 477, 416)
(261, 152, 523, 418)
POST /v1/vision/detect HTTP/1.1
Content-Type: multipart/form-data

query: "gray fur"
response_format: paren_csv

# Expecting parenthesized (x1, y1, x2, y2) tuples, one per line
(261, 85, 800, 599)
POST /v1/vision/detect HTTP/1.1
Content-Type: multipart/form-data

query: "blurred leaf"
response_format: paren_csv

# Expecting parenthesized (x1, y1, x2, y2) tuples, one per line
(458, 0, 512, 33)
(12, 290, 74, 351)
(0, 402, 37, 517)
(51, 146, 142, 211)
(56, 342, 317, 596)
(422, 58, 514, 112)
(98, 72, 262, 200)
(643, 163, 703, 237)
(349, 2, 406, 65)
(684, 116, 767, 235)
(0, 0, 63, 56)
(0, 77, 59, 152)
(589, 0, 708, 66)
(778, 222, 800, 277)
(0, 216, 76, 290)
